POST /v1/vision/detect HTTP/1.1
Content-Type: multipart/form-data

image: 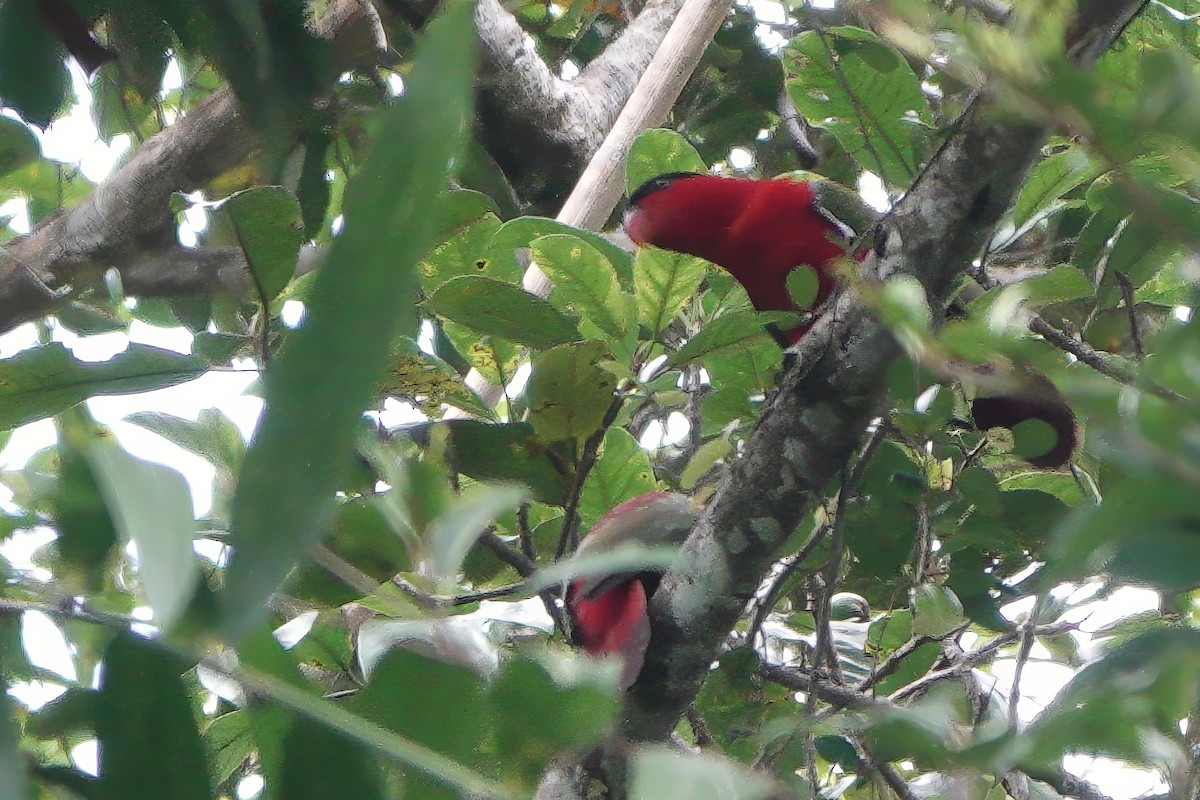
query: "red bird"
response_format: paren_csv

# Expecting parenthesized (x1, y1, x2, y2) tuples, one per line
(625, 172, 867, 343)
(567, 491, 699, 689)
(624, 172, 1078, 468)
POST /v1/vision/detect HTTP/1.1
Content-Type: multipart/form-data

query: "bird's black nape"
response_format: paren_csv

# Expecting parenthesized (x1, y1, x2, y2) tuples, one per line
(628, 172, 705, 207)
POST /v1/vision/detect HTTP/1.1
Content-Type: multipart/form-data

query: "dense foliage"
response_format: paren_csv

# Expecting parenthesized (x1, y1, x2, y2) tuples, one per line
(1, 0, 1199, 798)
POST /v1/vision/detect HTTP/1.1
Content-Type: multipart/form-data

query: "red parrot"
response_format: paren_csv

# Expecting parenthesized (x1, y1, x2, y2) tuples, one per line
(625, 172, 864, 343)
(566, 491, 699, 689)
(624, 172, 1078, 467)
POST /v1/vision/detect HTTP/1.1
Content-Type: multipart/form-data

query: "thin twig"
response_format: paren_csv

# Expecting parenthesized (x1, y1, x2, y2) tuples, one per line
(554, 395, 626, 560)
(855, 625, 968, 694)
(516, 503, 537, 562)
(970, 263, 1185, 401)
(311, 542, 378, 594)
(391, 576, 527, 608)
(1112, 271, 1144, 360)
(1008, 593, 1045, 727)
(479, 529, 538, 577)
(855, 738, 920, 800)
(747, 522, 831, 647)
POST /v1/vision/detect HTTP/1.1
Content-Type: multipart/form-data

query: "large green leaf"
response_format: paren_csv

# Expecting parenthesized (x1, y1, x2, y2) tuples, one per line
(526, 340, 617, 444)
(427, 275, 582, 349)
(203, 711, 255, 788)
(485, 217, 635, 283)
(0, 116, 39, 178)
(87, 440, 199, 630)
(223, 186, 304, 304)
(426, 483, 527, 586)
(532, 234, 635, 361)
(224, 2, 476, 637)
(634, 248, 707, 341)
(406, 420, 569, 505)
(349, 649, 494, 800)
(668, 310, 796, 367)
(631, 746, 774, 800)
(490, 656, 620, 783)
(626, 128, 707, 194)
(377, 336, 497, 420)
(0, 344, 206, 433)
(1012, 145, 1101, 228)
(578, 428, 656, 527)
(165, 0, 331, 138)
(0, 695, 25, 800)
(279, 722, 384, 800)
(96, 634, 211, 800)
(784, 27, 930, 186)
(0, 0, 68, 127)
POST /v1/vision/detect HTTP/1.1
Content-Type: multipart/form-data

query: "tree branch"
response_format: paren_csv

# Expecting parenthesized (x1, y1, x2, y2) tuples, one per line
(0, 0, 386, 335)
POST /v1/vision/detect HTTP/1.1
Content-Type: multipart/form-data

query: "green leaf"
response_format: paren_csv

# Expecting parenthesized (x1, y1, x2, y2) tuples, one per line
(0, 695, 26, 800)
(867, 609, 913, 656)
(279, 720, 384, 800)
(910, 584, 966, 637)
(87, 440, 199, 630)
(377, 337, 497, 420)
(203, 711, 255, 788)
(298, 120, 334, 239)
(526, 340, 618, 443)
(786, 264, 820, 309)
(0, 0, 68, 127)
(167, 0, 331, 138)
(427, 483, 527, 586)
(634, 248, 707, 340)
(97, 634, 211, 800)
(231, 654, 512, 798)
(54, 302, 127, 336)
(626, 128, 708, 194)
(0, 343, 206, 432)
(124, 409, 246, 475)
(875, 641, 942, 696)
(785, 27, 930, 186)
(91, 62, 158, 144)
(631, 746, 774, 800)
(971, 265, 1095, 314)
(53, 425, 119, 589)
(106, 0, 172, 101)
(427, 275, 581, 349)
(532, 235, 635, 360)
(410, 420, 568, 505)
(419, 214, 511, 294)
(578, 428, 657, 526)
(680, 437, 732, 490)
(349, 648, 491, 800)
(441, 322, 523, 386)
(1024, 629, 1200, 768)
(0, 116, 39, 178)
(485, 217, 634, 283)
(490, 656, 619, 783)
(700, 387, 755, 434)
(224, 2, 476, 638)
(24, 688, 98, 740)
(223, 186, 305, 304)
(1010, 417, 1060, 463)
(668, 310, 796, 367)
(1013, 146, 1101, 228)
